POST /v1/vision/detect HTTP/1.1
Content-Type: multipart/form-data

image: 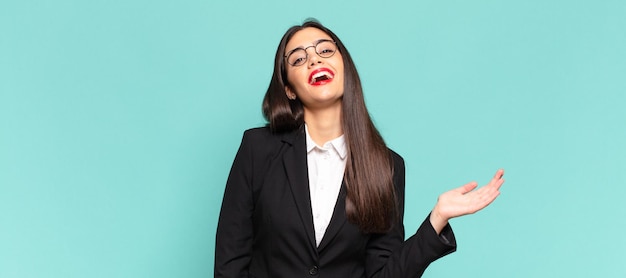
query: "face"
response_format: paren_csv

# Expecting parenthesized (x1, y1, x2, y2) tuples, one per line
(284, 27, 344, 110)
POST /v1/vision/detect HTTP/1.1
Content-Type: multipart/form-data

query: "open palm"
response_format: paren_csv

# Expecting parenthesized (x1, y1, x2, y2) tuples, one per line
(430, 169, 505, 233)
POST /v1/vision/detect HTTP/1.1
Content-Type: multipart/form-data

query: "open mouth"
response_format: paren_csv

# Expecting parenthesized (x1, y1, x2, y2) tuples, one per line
(309, 68, 335, 85)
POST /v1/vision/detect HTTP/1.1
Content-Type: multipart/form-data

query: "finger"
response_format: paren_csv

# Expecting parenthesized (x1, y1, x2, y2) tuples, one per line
(469, 185, 492, 199)
(484, 169, 505, 189)
(471, 188, 501, 212)
(487, 169, 504, 185)
(455, 181, 478, 194)
(483, 179, 504, 194)
(494, 178, 505, 190)
(477, 192, 501, 212)
(494, 169, 504, 180)
(474, 177, 504, 196)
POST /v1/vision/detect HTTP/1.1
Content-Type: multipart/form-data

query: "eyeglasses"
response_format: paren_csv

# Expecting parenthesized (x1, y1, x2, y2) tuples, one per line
(284, 39, 338, 67)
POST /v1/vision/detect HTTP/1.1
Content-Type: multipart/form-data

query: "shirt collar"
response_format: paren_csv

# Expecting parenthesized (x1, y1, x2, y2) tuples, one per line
(304, 124, 347, 159)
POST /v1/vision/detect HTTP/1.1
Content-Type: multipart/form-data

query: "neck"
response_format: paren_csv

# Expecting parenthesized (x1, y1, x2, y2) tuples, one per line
(304, 103, 343, 146)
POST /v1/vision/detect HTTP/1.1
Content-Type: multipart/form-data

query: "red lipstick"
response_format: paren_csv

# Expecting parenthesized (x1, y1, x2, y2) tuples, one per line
(308, 68, 335, 86)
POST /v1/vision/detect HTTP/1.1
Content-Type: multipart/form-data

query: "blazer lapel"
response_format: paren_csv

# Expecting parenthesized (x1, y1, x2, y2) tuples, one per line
(282, 128, 317, 250)
(317, 182, 348, 252)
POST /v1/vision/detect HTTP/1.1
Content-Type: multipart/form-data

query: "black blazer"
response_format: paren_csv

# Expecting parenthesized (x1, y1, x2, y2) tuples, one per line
(215, 127, 456, 278)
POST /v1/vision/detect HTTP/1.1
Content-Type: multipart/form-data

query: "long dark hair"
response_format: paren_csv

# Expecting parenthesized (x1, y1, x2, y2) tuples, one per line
(262, 20, 396, 233)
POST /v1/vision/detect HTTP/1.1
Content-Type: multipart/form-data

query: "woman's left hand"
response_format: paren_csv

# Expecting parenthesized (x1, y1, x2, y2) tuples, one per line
(429, 169, 505, 234)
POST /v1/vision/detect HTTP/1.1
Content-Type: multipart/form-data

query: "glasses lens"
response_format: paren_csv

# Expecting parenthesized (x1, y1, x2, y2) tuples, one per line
(287, 49, 307, 66)
(316, 41, 337, 58)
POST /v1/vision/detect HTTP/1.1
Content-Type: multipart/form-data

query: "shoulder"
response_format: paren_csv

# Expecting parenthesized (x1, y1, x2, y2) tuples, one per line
(239, 126, 282, 147)
(388, 148, 405, 170)
(241, 126, 301, 145)
(237, 126, 279, 154)
(242, 126, 273, 140)
(238, 126, 303, 157)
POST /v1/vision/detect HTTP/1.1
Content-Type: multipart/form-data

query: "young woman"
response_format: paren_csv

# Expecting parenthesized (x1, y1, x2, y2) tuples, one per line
(215, 20, 505, 278)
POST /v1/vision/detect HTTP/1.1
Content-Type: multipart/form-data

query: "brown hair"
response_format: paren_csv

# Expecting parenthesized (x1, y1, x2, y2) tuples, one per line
(262, 20, 396, 233)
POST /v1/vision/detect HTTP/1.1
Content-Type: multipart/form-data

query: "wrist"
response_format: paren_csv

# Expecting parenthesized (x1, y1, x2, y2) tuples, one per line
(430, 207, 449, 235)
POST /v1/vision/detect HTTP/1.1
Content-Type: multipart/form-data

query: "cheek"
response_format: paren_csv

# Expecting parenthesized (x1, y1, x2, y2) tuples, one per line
(284, 73, 302, 96)
(287, 69, 307, 86)
(332, 57, 345, 80)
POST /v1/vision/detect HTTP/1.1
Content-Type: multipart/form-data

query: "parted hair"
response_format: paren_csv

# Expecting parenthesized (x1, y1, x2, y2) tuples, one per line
(262, 20, 397, 233)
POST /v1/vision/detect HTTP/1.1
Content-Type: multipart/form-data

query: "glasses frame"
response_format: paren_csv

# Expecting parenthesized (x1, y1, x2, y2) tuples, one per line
(284, 39, 338, 67)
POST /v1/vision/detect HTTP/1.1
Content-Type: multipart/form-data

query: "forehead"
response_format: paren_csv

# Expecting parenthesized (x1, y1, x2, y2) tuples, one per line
(285, 27, 333, 50)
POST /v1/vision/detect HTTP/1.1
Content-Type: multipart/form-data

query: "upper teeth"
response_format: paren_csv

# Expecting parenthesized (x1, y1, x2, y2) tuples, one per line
(310, 71, 333, 83)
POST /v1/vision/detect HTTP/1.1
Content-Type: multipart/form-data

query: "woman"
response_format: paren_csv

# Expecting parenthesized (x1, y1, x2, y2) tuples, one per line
(215, 20, 504, 278)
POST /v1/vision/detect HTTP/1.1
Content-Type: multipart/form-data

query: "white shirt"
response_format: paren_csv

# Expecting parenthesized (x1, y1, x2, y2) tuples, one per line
(305, 125, 347, 247)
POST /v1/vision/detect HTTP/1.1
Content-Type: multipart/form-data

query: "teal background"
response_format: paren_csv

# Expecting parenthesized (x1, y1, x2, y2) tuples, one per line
(1, 0, 625, 277)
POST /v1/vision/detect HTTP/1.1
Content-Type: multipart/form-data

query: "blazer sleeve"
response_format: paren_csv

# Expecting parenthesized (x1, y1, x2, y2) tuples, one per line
(365, 153, 457, 278)
(215, 131, 255, 277)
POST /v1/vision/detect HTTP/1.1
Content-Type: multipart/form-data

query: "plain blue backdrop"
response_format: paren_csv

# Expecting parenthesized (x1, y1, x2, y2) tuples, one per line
(1, 0, 625, 277)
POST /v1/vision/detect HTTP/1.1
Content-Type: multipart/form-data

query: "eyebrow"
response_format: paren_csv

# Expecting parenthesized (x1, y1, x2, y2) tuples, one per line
(286, 39, 330, 55)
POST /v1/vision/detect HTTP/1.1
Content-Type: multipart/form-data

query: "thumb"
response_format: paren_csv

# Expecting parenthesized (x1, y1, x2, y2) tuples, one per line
(455, 181, 478, 194)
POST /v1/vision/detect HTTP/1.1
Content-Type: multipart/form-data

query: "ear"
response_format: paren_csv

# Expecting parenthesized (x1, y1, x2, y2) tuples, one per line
(285, 86, 296, 100)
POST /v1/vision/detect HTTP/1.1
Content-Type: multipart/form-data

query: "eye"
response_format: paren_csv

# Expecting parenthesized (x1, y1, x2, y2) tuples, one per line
(316, 41, 337, 57)
(287, 49, 307, 66)
(292, 57, 305, 65)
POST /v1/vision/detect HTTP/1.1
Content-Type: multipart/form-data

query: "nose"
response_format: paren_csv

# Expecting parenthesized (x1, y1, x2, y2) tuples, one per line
(307, 49, 322, 67)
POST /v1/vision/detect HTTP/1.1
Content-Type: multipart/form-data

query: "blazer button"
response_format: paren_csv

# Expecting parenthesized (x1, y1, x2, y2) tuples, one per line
(308, 266, 318, 275)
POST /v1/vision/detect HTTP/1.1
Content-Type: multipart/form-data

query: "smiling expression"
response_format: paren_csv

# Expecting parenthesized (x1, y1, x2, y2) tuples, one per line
(284, 27, 345, 110)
